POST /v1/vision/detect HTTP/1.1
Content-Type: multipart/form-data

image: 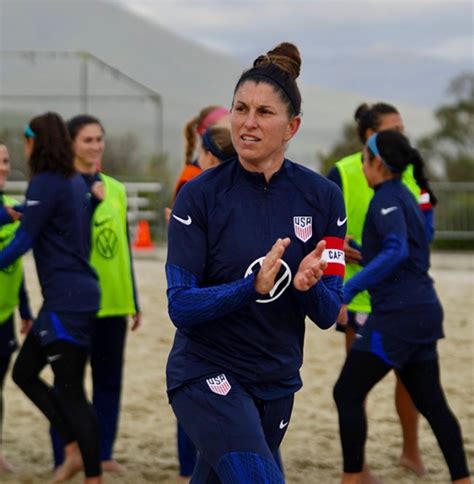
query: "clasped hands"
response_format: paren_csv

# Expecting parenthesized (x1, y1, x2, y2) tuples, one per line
(254, 238, 328, 295)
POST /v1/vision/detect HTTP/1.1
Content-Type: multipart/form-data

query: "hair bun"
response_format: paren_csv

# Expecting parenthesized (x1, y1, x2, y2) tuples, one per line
(354, 103, 370, 122)
(253, 42, 301, 79)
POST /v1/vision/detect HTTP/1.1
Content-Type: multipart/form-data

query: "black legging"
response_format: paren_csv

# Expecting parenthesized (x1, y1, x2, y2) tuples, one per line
(12, 332, 101, 478)
(0, 354, 11, 446)
(333, 349, 470, 481)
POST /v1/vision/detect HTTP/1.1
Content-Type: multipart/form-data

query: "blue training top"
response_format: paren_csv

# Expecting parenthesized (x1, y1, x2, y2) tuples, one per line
(0, 172, 100, 313)
(343, 178, 443, 343)
(327, 165, 435, 243)
(166, 158, 346, 400)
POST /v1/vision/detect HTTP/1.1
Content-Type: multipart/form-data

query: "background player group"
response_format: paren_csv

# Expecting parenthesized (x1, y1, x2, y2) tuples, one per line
(0, 40, 470, 484)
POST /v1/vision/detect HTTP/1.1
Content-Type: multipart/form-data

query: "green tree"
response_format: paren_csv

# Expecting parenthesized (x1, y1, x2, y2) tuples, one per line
(418, 72, 474, 181)
(316, 122, 360, 175)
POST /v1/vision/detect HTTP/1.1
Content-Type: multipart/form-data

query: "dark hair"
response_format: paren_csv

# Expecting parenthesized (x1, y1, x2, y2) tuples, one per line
(202, 126, 237, 162)
(354, 102, 399, 144)
(67, 114, 104, 141)
(368, 130, 437, 205)
(233, 42, 302, 117)
(28, 112, 74, 178)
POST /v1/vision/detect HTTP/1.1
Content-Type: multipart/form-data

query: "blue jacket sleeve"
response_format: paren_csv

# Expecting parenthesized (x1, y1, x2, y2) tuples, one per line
(0, 227, 33, 270)
(166, 263, 258, 329)
(343, 233, 408, 304)
(297, 275, 343, 329)
(18, 274, 33, 320)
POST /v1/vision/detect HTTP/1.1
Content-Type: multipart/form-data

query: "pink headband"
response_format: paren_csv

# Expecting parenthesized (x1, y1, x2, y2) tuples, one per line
(196, 107, 230, 136)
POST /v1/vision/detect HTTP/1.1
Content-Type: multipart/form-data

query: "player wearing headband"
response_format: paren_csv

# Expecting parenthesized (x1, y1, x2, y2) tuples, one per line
(4, 113, 102, 483)
(166, 42, 346, 483)
(333, 130, 470, 484)
(327, 102, 436, 477)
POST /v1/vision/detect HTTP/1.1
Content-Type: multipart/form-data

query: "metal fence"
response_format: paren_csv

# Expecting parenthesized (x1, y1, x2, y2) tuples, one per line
(4, 181, 474, 241)
(431, 182, 474, 240)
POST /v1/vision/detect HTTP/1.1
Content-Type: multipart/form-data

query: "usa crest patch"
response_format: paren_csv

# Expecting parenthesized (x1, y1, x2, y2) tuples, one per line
(293, 216, 312, 242)
(206, 374, 232, 396)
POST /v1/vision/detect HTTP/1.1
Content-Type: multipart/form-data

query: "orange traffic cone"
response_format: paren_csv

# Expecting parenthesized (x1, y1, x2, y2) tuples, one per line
(133, 220, 154, 250)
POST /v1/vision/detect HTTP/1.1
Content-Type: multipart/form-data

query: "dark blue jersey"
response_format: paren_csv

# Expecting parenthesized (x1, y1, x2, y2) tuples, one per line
(166, 158, 346, 399)
(344, 178, 442, 342)
(327, 165, 435, 243)
(0, 173, 99, 313)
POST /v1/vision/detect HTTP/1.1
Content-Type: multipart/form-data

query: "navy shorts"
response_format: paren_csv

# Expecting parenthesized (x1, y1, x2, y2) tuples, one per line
(32, 308, 96, 349)
(171, 372, 293, 476)
(352, 325, 437, 369)
(0, 315, 17, 356)
(336, 310, 368, 334)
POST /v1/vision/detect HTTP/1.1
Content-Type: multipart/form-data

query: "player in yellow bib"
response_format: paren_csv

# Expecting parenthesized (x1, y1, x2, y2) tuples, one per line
(0, 141, 33, 474)
(50, 116, 140, 479)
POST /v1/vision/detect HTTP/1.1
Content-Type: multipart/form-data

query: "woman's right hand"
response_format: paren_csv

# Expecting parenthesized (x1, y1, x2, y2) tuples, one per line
(254, 237, 291, 295)
(91, 181, 105, 201)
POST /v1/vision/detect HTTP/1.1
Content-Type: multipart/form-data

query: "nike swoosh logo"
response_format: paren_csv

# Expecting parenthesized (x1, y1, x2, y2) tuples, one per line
(47, 354, 62, 363)
(337, 217, 347, 227)
(381, 206, 398, 216)
(26, 199, 41, 206)
(172, 214, 192, 226)
(94, 218, 110, 227)
(279, 420, 289, 429)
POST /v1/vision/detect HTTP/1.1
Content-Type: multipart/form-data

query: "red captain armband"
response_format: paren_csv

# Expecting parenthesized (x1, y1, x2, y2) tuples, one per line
(321, 237, 345, 277)
(419, 189, 433, 211)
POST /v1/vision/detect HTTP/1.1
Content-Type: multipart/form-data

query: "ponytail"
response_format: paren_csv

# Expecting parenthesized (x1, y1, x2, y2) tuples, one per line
(410, 149, 438, 206)
(183, 116, 199, 165)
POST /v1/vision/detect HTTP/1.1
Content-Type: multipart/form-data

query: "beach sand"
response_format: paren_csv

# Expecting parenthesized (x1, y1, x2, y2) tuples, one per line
(2, 250, 473, 483)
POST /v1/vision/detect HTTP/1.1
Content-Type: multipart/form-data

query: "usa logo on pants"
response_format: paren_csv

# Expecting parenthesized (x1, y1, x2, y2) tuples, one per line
(294, 216, 312, 242)
(206, 374, 232, 396)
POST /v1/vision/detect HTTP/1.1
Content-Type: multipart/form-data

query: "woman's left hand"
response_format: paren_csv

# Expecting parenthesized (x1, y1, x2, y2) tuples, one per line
(336, 305, 348, 325)
(293, 240, 328, 291)
(6, 206, 22, 221)
(131, 312, 141, 331)
(20, 319, 33, 335)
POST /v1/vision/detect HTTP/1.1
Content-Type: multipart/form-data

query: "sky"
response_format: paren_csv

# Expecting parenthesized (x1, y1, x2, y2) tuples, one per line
(117, 0, 473, 107)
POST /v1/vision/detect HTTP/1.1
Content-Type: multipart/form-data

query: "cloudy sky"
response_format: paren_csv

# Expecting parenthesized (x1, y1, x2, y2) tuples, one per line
(117, 0, 472, 107)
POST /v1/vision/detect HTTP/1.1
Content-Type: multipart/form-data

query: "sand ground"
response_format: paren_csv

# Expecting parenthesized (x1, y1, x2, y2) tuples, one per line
(1, 249, 473, 483)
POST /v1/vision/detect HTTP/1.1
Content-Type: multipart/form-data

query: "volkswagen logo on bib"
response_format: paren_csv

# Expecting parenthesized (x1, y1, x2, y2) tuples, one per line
(244, 257, 292, 303)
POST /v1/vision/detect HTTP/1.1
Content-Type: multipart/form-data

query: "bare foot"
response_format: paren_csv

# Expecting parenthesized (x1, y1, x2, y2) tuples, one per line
(0, 453, 14, 473)
(399, 454, 426, 476)
(341, 472, 363, 484)
(84, 477, 102, 484)
(101, 459, 126, 473)
(361, 470, 382, 484)
(52, 442, 83, 482)
(360, 464, 382, 484)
